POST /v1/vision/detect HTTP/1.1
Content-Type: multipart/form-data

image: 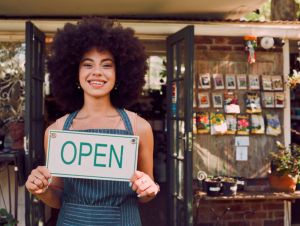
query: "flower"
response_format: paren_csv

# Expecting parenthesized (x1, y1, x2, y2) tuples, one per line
(287, 69, 300, 89)
(270, 141, 300, 177)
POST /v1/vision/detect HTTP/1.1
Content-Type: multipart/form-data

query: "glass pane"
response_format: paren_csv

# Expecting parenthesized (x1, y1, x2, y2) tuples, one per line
(172, 120, 177, 156)
(178, 120, 185, 159)
(178, 80, 185, 118)
(178, 41, 185, 78)
(173, 44, 177, 79)
(171, 81, 177, 118)
(178, 160, 184, 199)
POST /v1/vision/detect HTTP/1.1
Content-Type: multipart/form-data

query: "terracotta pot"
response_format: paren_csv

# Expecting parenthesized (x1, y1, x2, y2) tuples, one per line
(268, 173, 298, 192)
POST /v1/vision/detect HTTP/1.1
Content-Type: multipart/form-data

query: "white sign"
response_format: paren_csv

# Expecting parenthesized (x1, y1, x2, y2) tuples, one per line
(46, 130, 139, 182)
(236, 146, 248, 161)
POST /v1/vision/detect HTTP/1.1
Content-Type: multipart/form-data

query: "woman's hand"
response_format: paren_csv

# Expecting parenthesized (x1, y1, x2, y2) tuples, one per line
(25, 166, 51, 195)
(130, 171, 159, 198)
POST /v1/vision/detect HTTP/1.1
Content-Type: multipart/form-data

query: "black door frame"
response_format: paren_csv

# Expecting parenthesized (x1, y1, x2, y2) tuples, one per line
(166, 25, 194, 226)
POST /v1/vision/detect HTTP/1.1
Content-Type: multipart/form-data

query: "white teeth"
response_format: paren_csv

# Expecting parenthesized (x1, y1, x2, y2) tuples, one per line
(90, 81, 104, 85)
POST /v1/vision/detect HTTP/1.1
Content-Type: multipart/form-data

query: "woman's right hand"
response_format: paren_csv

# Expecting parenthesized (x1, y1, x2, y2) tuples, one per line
(25, 166, 51, 195)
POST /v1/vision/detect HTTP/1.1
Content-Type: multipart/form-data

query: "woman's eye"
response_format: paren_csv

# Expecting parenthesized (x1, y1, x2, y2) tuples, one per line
(102, 64, 113, 68)
(83, 63, 93, 68)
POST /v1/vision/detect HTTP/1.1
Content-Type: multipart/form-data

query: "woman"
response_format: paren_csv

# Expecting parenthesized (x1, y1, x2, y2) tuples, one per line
(25, 18, 159, 226)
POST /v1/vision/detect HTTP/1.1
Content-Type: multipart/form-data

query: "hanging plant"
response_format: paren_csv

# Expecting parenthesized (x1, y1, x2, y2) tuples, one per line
(244, 36, 257, 64)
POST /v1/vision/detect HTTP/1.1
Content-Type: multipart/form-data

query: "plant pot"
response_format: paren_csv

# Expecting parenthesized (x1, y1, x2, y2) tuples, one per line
(268, 173, 298, 192)
(222, 181, 238, 196)
(204, 180, 222, 196)
(234, 177, 246, 191)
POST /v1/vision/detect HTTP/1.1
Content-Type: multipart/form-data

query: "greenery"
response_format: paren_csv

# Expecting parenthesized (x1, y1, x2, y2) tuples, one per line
(270, 141, 300, 177)
(0, 208, 17, 226)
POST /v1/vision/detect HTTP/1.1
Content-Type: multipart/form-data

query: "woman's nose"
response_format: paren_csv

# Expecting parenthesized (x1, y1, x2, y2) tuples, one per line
(92, 66, 103, 76)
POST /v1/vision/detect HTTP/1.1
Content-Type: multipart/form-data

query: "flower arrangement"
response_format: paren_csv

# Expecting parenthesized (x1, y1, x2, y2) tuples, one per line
(287, 69, 300, 89)
(270, 141, 300, 177)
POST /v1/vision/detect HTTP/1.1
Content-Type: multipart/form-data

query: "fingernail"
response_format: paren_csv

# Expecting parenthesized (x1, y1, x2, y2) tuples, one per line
(137, 194, 141, 198)
(48, 178, 52, 185)
(129, 182, 132, 187)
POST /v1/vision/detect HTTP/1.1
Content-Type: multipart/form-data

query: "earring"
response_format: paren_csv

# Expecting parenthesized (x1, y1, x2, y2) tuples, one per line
(77, 83, 81, 89)
(114, 84, 118, 90)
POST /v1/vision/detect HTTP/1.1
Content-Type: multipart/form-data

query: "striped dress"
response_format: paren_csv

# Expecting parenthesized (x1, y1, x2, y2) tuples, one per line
(56, 109, 142, 226)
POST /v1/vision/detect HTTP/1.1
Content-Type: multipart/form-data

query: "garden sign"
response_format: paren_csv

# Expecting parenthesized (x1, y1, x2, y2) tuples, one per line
(46, 130, 139, 182)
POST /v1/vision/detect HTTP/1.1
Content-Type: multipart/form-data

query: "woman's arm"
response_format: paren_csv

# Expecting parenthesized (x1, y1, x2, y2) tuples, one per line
(25, 124, 64, 209)
(130, 115, 159, 203)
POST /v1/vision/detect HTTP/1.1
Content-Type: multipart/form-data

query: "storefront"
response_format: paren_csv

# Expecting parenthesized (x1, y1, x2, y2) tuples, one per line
(1, 18, 300, 226)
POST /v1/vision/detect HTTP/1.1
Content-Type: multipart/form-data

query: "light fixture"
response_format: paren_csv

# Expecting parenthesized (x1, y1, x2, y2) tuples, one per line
(260, 36, 274, 49)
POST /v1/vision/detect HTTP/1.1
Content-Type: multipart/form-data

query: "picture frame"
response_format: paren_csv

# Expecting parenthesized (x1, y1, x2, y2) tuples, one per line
(261, 76, 273, 91)
(248, 74, 260, 90)
(262, 92, 275, 108)
(198, 92, 210, 108)
(272, 75, 284, 91)
(212, 93, 223, 108)
(212, 74, 224, 90)
(199, 73, 211, 89)
(237, 74, 247, 90)
(274, 92, 285, 108)
(225, 74, 236, 90)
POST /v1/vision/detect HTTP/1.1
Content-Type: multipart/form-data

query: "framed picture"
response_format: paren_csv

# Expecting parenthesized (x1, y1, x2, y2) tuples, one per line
(237, 74, 247, 90)
(248, 74, 260, 90)
(262, 92, 275, 108)
(212, 93, 223, 108)
(272, 75, 284, 91)
(198, 92, 210, 108)
(225, 75, 236, 90)
(261, 76, 273, 91)
(199, 73, 211, 89)
(274, 92, 285, 108)
(213, 74, 224, 89)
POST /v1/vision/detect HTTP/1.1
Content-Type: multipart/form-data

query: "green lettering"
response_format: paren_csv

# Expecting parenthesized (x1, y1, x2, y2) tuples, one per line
(61, 141, 77, 165)
(109, 145, 123, 168)
(94, 143, 107, 167)
(78, 142, 92, 165)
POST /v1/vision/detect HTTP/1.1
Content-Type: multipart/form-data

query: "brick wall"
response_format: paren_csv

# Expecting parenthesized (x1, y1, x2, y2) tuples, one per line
(194, 199, 285, 226)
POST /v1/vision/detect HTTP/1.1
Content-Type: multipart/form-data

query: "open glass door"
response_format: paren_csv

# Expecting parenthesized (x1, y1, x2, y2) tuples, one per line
(24, 21, 45, 226)
(166, 26, 194, 226)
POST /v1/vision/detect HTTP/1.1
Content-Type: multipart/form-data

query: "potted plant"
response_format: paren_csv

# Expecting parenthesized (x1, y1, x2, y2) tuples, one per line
(0, 208, 17, 226)
(204, 177, 222, 197)
(269, 141, 300, 192)
(221, 177, 238, 196)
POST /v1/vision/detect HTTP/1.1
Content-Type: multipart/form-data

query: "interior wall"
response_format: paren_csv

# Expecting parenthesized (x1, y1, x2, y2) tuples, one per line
(193, 36, 284, 178)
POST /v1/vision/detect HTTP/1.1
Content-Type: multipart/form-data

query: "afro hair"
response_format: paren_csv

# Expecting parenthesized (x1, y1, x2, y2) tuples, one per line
(47, 18, 148, 113)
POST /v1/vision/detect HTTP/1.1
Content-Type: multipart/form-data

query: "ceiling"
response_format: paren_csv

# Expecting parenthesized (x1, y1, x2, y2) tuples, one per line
(0, 0, 267, 20)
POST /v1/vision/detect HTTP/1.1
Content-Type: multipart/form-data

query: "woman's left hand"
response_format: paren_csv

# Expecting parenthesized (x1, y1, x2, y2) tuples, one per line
(130, 171, 159, 198)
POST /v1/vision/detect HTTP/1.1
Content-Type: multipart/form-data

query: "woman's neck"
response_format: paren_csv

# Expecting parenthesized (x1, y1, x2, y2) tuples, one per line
(79, 96, 117, 117)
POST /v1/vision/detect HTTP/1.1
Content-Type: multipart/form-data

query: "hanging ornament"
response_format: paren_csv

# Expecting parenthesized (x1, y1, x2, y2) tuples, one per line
(244, 36, 257, 64)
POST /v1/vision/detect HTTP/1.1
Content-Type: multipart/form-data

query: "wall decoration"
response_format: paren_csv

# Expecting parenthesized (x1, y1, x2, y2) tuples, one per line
(225, 114, 237, 135)
(245, 92, 262, 113)
(272, 75, 284, 91)
(199, 73, 211, 89)
(212, 93, 223, 108)
(225, 74, 236, 90)
(196, 112, 210, 134)
(248, 74, 260, 90)
(212, 74, 224, 90)
(237, 74, 247, 90)
(262, 92, 275, 108)
(262, 76, 273, 91)
(266, 113, 281, 136)
(198, 92, 210, 108)
(237, 114, 250, 135)
(210, 112, 227, 135)
(244, 35, 257, 64)
(274, 92, 285, 108)
(251, 114, 265, 134)
(224, 92, 240, 114)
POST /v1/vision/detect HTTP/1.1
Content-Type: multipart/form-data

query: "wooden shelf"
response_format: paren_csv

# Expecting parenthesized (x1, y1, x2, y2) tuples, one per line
(194, 191, 300, 201)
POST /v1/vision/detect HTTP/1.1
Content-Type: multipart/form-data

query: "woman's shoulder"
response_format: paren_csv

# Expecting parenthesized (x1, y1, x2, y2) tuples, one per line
(124, 109, 152, 135)
(47, 114, 70, 131)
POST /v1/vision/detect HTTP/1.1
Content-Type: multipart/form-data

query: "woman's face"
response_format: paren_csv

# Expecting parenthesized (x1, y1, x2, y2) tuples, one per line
(79, 48, 116, 100)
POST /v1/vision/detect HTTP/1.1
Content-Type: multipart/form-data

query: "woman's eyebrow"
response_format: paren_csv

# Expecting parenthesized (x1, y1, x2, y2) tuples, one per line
(80, 58, 114, 63)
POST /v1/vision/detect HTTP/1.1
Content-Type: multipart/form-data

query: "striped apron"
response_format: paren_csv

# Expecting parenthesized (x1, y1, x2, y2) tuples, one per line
(56, 109, 141, 226)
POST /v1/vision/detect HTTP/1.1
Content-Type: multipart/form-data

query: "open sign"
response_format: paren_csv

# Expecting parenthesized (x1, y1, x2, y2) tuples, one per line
(46, 130, 139, 181)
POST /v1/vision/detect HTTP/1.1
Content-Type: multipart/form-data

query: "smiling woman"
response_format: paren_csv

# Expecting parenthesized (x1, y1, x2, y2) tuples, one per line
(25, 18, 159, 226)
